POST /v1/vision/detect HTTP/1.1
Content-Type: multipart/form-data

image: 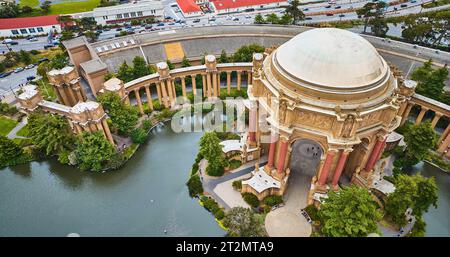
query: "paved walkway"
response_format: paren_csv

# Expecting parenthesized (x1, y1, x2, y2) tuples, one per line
(6, 117, 28, 139)
(200, 157, 267, 210)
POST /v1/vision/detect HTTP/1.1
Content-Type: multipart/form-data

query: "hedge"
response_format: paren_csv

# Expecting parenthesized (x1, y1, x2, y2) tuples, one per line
(263, 195, 283, 207)
(242, 192, 259, 208)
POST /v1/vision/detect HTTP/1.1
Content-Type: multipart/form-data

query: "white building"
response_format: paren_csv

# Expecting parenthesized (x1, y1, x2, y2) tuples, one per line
(93, 1, 165, 25)
(0, 15, 61, 38)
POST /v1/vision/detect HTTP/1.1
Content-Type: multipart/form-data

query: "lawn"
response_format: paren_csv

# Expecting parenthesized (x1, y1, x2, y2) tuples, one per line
(19, 0, 40, 8)
(16, 125, 29, 137)
(49, 0, 101, 15)
(0, 116, 18, 137)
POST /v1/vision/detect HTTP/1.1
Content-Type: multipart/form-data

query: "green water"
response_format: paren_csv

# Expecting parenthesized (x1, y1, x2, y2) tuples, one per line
(0, 124, 225, 236)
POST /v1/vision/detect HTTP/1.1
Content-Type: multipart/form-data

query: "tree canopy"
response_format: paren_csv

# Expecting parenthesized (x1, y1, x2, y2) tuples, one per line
(28, 112, 75, 156)
(403, 121, 437, 166)
(411, 60, 449, 104)
(222, 207, 266, 237)
(232, 44, 265, 62)
(385, 173, 438, 227)
(0, 136, 28, 168)
(97, 92, 139, 135)
(75, 131, 115, 172)
(284, 0, 305, 24)
(319, 186, 382, 237)
(199, 132, 225, 176)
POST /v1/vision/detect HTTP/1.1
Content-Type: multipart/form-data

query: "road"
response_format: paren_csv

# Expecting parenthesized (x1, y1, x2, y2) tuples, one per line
(0, 67, 38, 97)
(0, 37, 49, 53)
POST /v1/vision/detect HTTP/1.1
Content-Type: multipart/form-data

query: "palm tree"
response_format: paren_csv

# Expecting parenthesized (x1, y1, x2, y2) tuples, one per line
(285, 0, 305, 25)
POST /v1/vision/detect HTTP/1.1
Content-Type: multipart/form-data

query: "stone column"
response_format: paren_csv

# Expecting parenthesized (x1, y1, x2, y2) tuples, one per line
(331, 149, 351, 187)
(438, 123, 450, 147)
(206, 73, 212, 97)
(400, 103, 414, 126)
(160, 81, 169, 108)
(318, 150, 337, 186)
(134, 89, 144, 115)
(267, 135, 277, 170)
(249, 103, 257, 142)
(181, 76, 187, 98)
(145, 85, 153, 110)
(415, 106, 429, 125)
(171, 79, 176, 101)
(74, 123, 83, 134)
(431, 112, 442, 129)
(247, 71, 252, 86)
(102, 119, 114, 146)
(65, 86, 77, 106)
(277, 138, 289, 173)
(57, 86, 70, 106)
(202, 74, 207, 97)
(365, 137, 386, 172)
(226, 71, 231, 95)
(156, 83, 162, 104)
(191, 75, 197, 96)
(237, 71, 241, 91)
(438, 131, 450, 154)
(212, 73, 218, 97)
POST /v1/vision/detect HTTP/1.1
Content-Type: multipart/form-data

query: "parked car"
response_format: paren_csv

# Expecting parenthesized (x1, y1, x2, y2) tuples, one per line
(303, 8, 309, 11)
(38, 57, 49, 63)
(335, 5, 341, 9)
(0, 71, 13, 78)
(339, 14, 345, 17)
(305, 17, 313, 20)
(2, 39, 18, 45)
(145, 25, 153, 29)
(325, 5, 331, 8)
(400, 4, 408, 7)
(27, 75, 36, 81)
(193, 18, 201, 23)
(14, 67, 24, 73)
(44, 44, 54, 49)
(116, 28, 122, 31)
(232, 17, 239, 21)
(208, 17, 216, 22)
(157, 22, 165, 26)
(25, 64, 35, 69)
(326, 13, 334, 16)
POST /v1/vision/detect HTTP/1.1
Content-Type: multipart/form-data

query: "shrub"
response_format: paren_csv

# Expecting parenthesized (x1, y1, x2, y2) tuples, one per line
(242, 192, 259, 208)
(186, 175, 203, 197)
(191, 162, 199, 175)
(304, 204, 320, 222)
(142, 119, 152, 131)
(263, 195, 283, 207)
(130, 128, 148, 144)
(232, 180, 242, 190)
(214, 209, 225, 220)
(228, 159, 242, 170)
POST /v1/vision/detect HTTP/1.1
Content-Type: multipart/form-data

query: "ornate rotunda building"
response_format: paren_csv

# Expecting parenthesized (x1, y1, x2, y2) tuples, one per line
(241, 28, 416, 203)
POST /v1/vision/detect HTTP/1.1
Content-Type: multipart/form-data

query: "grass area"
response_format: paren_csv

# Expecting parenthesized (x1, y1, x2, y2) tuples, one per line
(19, 0, 40, 8)
(16, 125, 29, 137)
(423, 0, 450, 8)
(0, 116, 18, 137)
(36, 79, 58, 101)
(49, 0, 101, 15)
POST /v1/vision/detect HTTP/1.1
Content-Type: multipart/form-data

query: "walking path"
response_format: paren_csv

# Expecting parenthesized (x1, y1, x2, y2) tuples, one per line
(200, 156, 267, 210)
(6, 117, 28, 140)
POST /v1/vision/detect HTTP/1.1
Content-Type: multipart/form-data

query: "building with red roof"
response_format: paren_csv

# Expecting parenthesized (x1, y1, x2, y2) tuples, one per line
(176, 0, 203, 17)
(175, 0, 288, 17)
(0, 15, 61, 38)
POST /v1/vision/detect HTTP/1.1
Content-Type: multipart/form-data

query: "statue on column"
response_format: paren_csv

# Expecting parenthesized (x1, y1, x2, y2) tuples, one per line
(342, 114, 355, 138)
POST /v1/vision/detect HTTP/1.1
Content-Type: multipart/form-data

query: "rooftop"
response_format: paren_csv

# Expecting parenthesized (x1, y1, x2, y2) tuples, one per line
(0, 15, 59, 30)
(211, 0, 286, 10)
(242, 166, 280, 193)
(176, 0, 202, 13)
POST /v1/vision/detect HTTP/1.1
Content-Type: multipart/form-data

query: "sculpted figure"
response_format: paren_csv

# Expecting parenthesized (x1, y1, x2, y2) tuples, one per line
(342, 114, 355, 138)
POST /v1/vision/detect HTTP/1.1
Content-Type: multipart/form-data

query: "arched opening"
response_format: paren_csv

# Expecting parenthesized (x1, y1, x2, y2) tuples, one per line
(344, 138, 370, 184)
(284, 139, 323, 209)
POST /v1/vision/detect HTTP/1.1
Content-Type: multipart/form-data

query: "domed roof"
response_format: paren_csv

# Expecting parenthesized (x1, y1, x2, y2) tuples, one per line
(274, 28, 388, 89)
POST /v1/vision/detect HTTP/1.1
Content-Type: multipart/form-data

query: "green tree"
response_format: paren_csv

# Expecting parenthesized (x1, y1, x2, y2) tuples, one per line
(130, 128, 148, 144)
(18, 50, 32, 65)
(385, 174, 438, 226)
(369, 16, 389, 37)
(97, 92, 139, 135)
(79, 17, 97, 31)
(199, 132, 225, 176)
(21, 6, 33, 14)
(319, 186, 382, 237)
(117, 61, 134, 82)
(254, 14, 265, 24)
(48, 53, 69, 70)
(223, 207, 266, 237)
(280, 13, 293, 25)
(357, 3, 379, 33)
(265, 13, 280, 24)
(0, 136, 28, 167)
(284, 0, 305, 24)
(60, 31, 75, 41)
(181, 56, 191, 67)
(75, 131, 115, 172)
(28, 112, 75, 156)
(84, 30, 98, 42)
(40, 1, 51, 14)
(403, 121, 437, 166)
(232, 44, 265, 62)
(186, 174, 203, 197)
(0, 2, 20, 18)
(132, 56, 150, 79)
(218, 50, 229, 63)
(411, 60, 449, 101)
(166, 60, 175, 70)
